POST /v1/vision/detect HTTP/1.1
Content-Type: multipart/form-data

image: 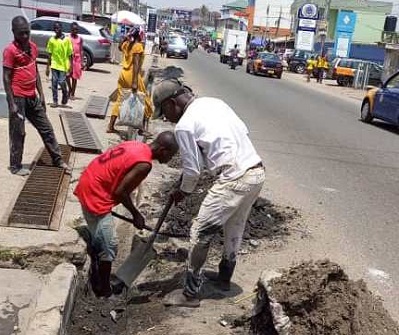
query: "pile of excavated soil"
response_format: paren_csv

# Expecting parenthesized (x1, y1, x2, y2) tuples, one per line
(250, 260, 399, 335)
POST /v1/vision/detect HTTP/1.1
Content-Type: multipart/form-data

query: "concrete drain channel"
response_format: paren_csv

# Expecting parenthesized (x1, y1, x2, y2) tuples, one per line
(84, 95, 109, 119)
(7, 144, 72, 231)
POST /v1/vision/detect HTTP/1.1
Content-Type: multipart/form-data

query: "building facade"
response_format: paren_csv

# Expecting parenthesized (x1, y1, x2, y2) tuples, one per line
(291, 0, 393, 44)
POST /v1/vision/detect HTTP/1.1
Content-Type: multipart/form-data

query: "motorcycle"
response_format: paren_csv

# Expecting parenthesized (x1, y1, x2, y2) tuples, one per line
(230, 56, 239, 70)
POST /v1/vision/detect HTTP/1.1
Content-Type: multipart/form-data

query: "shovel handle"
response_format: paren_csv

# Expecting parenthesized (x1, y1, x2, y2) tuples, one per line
(147, 195, 174, 245)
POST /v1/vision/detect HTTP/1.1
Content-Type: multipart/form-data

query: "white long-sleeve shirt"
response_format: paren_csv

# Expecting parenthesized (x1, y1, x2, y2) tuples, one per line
(175, 97, 262, 193)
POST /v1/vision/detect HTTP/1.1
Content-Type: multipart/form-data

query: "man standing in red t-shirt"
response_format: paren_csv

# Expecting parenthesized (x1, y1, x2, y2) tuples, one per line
(74, 131, 178, 297)
(3, 16, 70, 176)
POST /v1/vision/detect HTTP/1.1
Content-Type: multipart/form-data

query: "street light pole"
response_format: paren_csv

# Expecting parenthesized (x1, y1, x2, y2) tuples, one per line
(320, 0, 332, 55)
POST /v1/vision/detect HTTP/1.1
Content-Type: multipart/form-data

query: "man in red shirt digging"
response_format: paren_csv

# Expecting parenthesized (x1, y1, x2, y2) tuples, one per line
(74, 131, 178, 297)
(3, 16, 70, 176)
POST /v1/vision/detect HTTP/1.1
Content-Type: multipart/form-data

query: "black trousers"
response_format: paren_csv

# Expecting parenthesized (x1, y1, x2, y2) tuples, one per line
(9, 96, 62, 172)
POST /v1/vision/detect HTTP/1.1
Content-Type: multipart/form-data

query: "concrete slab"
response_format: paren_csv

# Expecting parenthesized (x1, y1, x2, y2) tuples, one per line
(26, 263, 77, 335)
(0, 268, 42, 335)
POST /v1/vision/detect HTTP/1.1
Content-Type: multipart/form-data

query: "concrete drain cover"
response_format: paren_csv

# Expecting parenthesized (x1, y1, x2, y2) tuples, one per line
(85, 95, 109, 119)
(59, 110, 102, 153)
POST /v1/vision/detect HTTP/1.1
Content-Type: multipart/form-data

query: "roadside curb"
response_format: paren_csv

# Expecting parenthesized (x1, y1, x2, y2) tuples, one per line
(26, 263, 78, 335)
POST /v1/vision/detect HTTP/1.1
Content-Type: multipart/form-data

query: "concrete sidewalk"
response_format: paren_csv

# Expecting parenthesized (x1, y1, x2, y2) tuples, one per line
(283, 71, 366, 103)
(0, 52, 155, 334)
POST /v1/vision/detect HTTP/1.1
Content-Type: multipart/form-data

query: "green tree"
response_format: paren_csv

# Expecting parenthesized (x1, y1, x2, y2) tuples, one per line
(200, 5, 210, 26)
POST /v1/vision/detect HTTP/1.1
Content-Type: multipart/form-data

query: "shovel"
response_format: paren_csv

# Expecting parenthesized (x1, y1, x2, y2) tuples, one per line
(115, 196, 174, 288)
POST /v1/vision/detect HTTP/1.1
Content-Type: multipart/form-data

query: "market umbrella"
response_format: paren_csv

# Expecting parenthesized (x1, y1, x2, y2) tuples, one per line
(111, 10, 145, 26)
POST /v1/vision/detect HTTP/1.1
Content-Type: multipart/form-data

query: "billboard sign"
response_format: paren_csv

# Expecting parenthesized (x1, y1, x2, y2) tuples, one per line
(336, 11, 357, 33)
(171, 9, 192, 22)
(296, 30, 315, 51)
(296, 3, 319, 51)
(333, 10, 357, 57)
(147, 13, 157, 33)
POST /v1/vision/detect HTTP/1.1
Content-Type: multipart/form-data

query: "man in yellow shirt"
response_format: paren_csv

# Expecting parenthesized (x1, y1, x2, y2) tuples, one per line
(306, 56, 316, 82)
(316, 55, 329, 84)
(45, 22, 73, 107)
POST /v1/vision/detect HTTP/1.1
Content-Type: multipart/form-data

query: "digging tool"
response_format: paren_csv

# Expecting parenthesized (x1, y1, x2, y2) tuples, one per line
(115, 196, 174, 288)
(111, 211, 188, 238)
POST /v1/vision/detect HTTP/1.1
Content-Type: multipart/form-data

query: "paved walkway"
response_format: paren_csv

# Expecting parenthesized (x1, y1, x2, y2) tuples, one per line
(0, 53, 155, 334)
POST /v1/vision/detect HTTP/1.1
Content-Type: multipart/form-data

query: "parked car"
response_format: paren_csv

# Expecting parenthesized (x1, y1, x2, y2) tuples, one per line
(288, 49, 314, 74)
(246, 52, 283, 79)
(166, 36, 188, 59)
(329, 57, 383, 87)
(360, 71, 399, 127)
(30, 16, 111, 69)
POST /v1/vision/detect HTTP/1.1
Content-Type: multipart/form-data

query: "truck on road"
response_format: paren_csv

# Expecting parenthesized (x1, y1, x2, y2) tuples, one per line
(220, 29, 248, 65)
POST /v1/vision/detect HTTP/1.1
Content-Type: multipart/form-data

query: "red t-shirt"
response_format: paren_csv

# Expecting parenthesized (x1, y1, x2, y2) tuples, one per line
(74, 141, 152, 215)
(3, 41, 38, 98)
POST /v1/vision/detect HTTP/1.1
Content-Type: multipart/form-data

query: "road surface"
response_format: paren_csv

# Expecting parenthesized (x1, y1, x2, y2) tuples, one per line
(165, 50, 399, 319)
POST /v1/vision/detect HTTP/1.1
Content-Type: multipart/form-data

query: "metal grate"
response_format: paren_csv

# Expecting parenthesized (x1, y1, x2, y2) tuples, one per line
(36, 144, 71, 167)
(8, 166, 64, 229)
(85, 95, 109, 119)
(59, 110, 102, 153)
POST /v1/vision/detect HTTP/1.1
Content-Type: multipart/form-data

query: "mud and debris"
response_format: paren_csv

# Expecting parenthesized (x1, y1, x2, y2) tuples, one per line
(0, 246, 85, 274)
(231, 260, 399, 335)
(150, 171, 301, 250)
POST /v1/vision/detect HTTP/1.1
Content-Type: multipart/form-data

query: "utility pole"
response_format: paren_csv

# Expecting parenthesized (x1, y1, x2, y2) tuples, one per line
(320, 0, 332, 55)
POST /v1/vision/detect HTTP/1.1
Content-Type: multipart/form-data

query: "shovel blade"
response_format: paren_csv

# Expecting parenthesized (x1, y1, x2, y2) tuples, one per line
(116, 235, 157, 287)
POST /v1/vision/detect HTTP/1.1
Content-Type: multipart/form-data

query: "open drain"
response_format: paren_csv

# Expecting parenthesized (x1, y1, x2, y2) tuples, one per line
(59, 110, 102, 153)
(85, 95, 109, 119)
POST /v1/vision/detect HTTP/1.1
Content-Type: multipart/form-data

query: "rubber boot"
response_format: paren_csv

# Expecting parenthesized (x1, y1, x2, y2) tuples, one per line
(88, 253, 100, 293)
(95, 261, 113, 298)
(205, 259, 236, 291)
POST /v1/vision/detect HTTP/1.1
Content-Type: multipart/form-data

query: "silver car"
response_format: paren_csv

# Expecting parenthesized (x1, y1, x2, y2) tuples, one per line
(30, 16, 111, 69)
(166, 36, 188, 59)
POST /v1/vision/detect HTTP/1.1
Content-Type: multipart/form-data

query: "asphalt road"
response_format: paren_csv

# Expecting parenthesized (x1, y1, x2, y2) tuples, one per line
(167, 50, 399, 318)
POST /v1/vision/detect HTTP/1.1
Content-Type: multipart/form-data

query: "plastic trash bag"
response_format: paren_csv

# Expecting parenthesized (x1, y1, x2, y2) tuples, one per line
(116, 92, 145, 128)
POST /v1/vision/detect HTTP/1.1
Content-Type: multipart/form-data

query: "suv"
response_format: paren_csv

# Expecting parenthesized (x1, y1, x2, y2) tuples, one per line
(30, 17, 111, 69)
(288, 49, 314, 74)
(330, 58, 383, 87)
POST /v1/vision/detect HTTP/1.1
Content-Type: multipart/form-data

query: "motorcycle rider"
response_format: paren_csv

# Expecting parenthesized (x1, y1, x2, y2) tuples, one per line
(229, 44, 239, 68)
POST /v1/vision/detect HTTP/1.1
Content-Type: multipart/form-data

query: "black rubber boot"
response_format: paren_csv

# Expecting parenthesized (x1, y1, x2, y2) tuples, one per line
(95, 261, 113, 298)
(88, 253, 100, 292)
(204, 259, 236, 291)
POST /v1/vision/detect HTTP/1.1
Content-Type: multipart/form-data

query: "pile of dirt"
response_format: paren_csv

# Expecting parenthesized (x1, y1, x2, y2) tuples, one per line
(250, 260, 399, 335)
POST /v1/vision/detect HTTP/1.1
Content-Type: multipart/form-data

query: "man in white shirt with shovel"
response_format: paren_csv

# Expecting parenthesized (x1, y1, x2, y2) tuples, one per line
(152, 78, 266, 307)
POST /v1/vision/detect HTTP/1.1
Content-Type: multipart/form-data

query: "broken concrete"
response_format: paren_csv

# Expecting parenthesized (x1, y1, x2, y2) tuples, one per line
(26, 263, 77, 335)
(0, 268, 42, 335)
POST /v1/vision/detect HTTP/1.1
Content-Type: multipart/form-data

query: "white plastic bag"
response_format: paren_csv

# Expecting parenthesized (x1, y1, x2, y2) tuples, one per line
(116, 92, 145, 128)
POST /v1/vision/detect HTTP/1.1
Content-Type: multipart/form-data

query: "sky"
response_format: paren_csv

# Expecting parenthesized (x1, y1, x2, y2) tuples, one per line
(146, 0, 229, 10)
(146, 0, 399, 15)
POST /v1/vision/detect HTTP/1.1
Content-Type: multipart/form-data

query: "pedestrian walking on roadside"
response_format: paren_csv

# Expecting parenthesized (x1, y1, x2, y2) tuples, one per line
(306, 56, 316, 82)
(66, 22, 83, 100)
(3, 16, 71, 176)
(152, 78, 266, 308)
(160, 37, 167, 58)
(74, 132, 178, 297)
(45, 21, 73, 108)
(317, 54, 329, 84)
(107, 26, 153, 133)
